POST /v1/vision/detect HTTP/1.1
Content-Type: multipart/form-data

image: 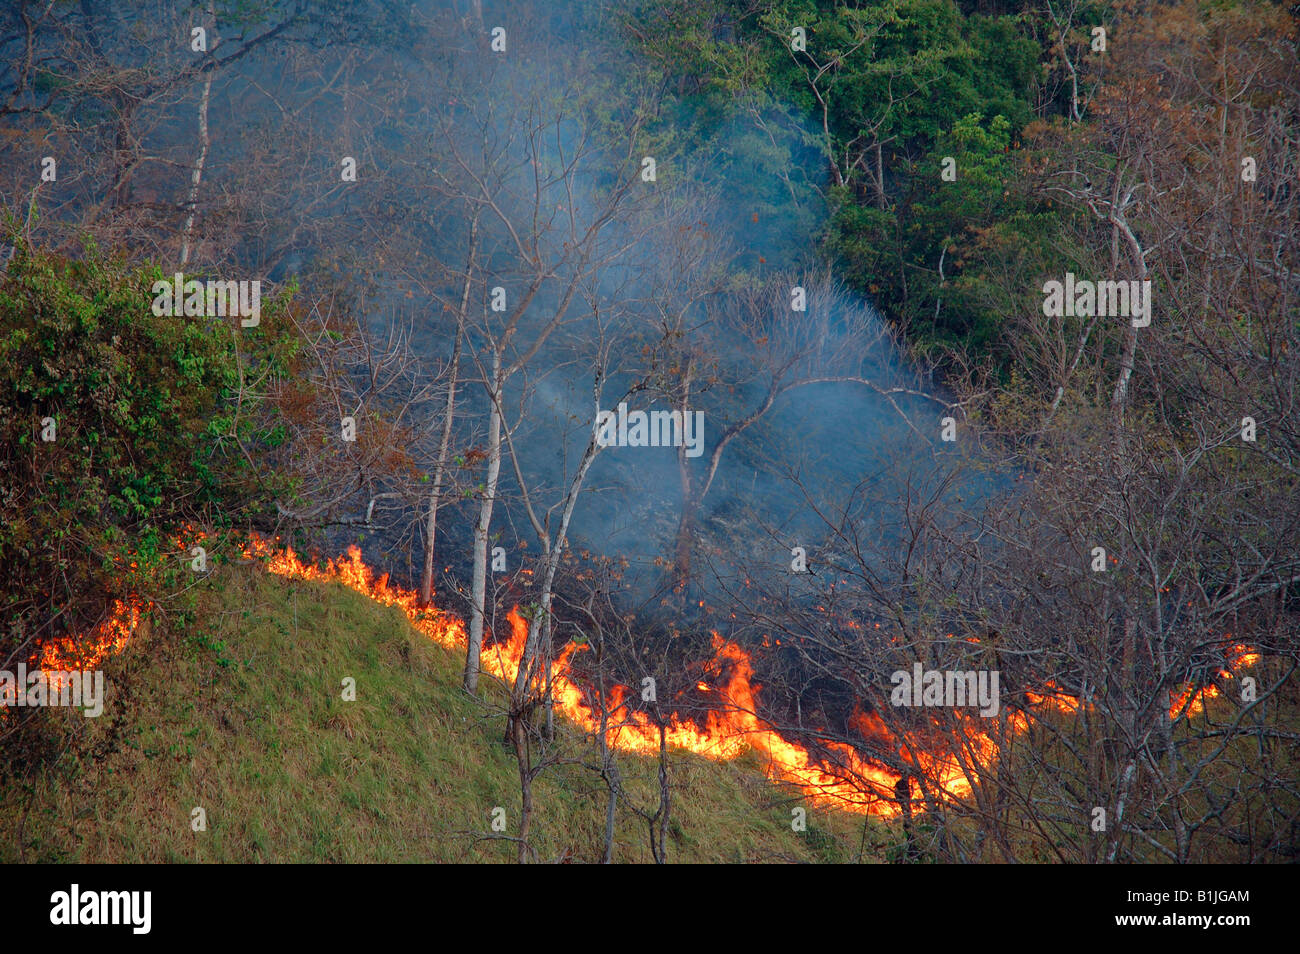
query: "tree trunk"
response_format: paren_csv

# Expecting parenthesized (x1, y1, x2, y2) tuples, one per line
(466, 353, 502, 694)
(672, 374, 698, 590)
(420, 225, 474, 603)
(896, 777, 919, 862)
(654, 722, 670, 864)
(420, 324, 459, 604)
(511, 452, 597, 703)
(672, 499, 696, 591)
(510, 713, 533, 864)
(179, 65, 212, 265)
(595, 639, 619, 864)
(1108, 196, 1147, 415)
(874, 141, 886, 208)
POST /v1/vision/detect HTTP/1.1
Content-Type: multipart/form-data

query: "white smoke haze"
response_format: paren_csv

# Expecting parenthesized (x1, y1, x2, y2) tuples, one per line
(203, 1, 985, 611)
(1, 0, 1004, 648)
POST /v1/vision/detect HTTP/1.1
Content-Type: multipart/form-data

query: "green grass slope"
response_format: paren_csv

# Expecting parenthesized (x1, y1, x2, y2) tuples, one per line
(1, 564, 887, 863)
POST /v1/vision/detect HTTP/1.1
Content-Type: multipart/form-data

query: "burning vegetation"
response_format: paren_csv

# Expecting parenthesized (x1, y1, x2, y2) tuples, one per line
(18, 532, 1260, 834)
(3, 0, 1297, 866)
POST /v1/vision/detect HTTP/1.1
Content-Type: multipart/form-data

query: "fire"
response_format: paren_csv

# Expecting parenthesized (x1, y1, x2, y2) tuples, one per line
(238, 538, 955, 816)
(19, 533, 1263, 823)
(0, 598, 140, 720)
(1169, 644, 1260, 719)
(1023, 644, 1261, 721)
(35, 599, 141, 692)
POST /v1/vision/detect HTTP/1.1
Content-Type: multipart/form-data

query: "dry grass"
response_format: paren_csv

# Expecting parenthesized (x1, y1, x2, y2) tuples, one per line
(1, 564, 883, 863)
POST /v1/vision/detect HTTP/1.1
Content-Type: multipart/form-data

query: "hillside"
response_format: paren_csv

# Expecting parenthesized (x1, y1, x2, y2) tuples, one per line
(0, 564, 883, 863)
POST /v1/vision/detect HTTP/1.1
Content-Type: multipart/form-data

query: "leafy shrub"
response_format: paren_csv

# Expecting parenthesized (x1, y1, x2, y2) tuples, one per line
(0, 237, 296, 668)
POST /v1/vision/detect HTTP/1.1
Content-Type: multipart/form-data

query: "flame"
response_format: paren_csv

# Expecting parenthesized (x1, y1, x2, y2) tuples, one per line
(1024, 644, 1261, 721)
(35, 599, 141, 692)
(1024, 682, 1083, 715)
(238, 538, 939, 815)
(19, 533, 1263, 822)
(1168, 644, 1260, 719)
(0, 598, 140, 719)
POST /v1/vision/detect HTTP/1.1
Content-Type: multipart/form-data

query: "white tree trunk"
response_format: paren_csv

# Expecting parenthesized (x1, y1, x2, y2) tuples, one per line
(179, 67, 212, 265)
(420, 247, 472, 604)
(420, 330, 459, 605)
(466, 354, 502, 694)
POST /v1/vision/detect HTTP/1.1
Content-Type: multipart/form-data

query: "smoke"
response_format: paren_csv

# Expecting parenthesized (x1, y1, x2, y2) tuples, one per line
(306, 1, 995, 614)
(9, 0, 1001, 622)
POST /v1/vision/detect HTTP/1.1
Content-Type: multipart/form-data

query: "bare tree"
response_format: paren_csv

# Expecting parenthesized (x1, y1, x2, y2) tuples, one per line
(654, 272, 949, 589)
(738, 0, 1300, 862)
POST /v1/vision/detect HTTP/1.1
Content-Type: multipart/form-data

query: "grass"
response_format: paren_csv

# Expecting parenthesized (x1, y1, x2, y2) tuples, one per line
(1, 563, 888, 863)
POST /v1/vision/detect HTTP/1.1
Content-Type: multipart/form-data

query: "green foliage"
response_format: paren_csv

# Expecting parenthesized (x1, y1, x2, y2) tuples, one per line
(0, 237, 294, 667)
(831, 113, 1030, 353)
(619, 0, 1047, 355)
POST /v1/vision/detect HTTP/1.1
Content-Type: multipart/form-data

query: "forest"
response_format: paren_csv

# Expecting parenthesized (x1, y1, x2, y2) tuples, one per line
(1, 0, 1297, 866)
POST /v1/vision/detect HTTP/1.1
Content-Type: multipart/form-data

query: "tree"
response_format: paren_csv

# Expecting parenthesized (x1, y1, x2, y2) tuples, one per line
(653, 271, 948, 589)
(745, 0, 1300, 861)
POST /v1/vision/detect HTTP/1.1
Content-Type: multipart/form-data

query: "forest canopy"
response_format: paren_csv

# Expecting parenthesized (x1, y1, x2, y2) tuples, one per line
(1, 0, 1297, 865)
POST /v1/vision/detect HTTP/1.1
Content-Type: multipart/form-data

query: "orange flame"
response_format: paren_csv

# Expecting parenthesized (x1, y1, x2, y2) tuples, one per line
(236, 539, 1020, 816)
(19, 534, 1263, 822)
(35, 599, 141, 692)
